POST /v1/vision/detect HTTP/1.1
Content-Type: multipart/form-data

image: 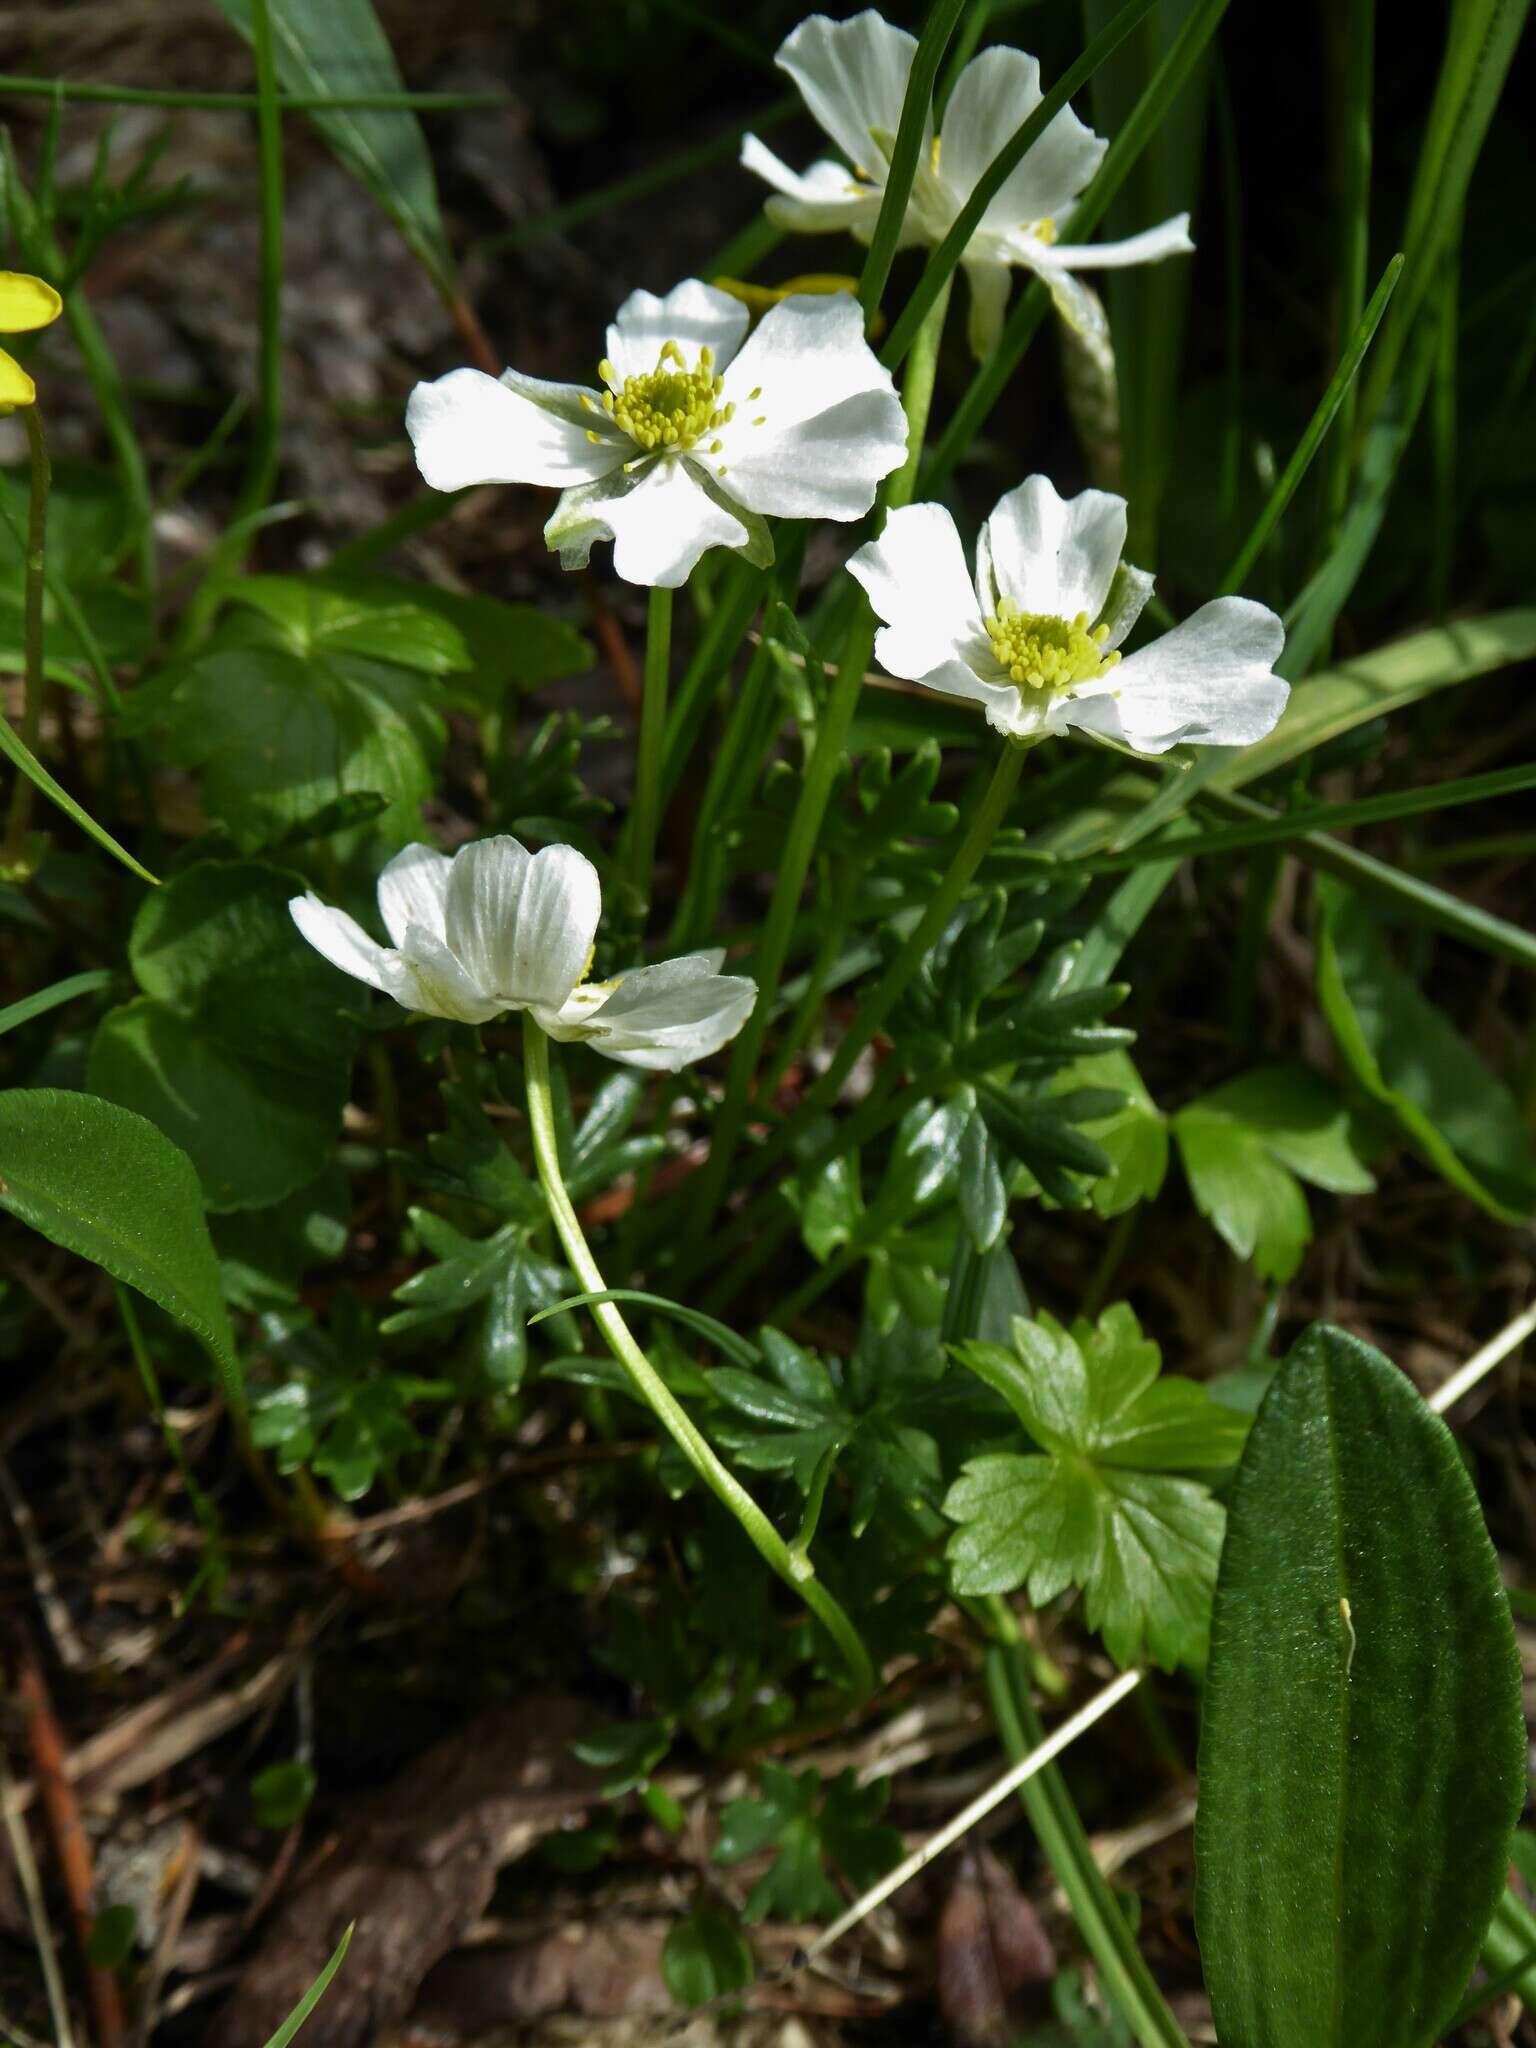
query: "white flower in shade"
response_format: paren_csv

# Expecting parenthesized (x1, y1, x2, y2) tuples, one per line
(290, 837, 756, 1072)
(848, 477, 1288, 754)
(405, 279, 908, 589)
(741, 10, 1193, 357)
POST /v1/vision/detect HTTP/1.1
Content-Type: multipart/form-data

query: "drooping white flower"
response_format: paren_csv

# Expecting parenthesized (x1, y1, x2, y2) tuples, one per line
(741, 10, 1193, 357)
(290, 837, 756, 1071)
(405, 279, 908, 588)
(848, 476, 1288, 754)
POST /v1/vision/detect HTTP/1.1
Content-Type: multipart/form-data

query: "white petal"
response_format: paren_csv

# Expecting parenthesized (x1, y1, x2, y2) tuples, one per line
(505, 842, 601, 1008)
(606, 279, 749, 382)
(1010, 241, 1109, 339)
(739, 136, 883, 236)
(289, 894, 393, 995)
(393, 925, 505, 1024)
(445, 836, 599, 1009)
(963, 258, 1012, 360)
(715, 293, 907, 518)
(580, 954, 757, 1072)
(1040, 214, 1194, 270)
(774, 10, 925, 178)
(939, 48, 1104, 229)
(1069, 597, 1288, 753)
(405, 367, 618, 491)
(546, 458, 751, 588)
(441, 835, 529, 999)
(981, 475, 1127, 623)
(848, 503, 990, 678)
(377, 843, 453, 949)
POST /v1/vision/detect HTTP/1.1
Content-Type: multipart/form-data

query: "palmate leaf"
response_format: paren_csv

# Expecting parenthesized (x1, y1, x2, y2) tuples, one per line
(944, 1305, 1243, 1668)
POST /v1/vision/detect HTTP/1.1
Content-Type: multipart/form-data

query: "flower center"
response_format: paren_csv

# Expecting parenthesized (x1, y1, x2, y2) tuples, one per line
(984, 598, 1119, 693)
(591, 339, 737, 453)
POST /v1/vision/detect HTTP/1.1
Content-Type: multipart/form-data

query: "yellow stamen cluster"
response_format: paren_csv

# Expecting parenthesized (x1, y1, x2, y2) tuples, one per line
(984, 598, 1118, 693)
(1023, 216, 1058, 246)
(590, 339, 736, 453)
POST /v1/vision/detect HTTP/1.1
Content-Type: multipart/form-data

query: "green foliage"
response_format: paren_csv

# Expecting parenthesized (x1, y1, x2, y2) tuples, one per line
(944, 1305, 1242, 1667)
(662, 1905, 755, 2009)
(90, 861, 358, 1210)
(1196, 1325, 1524, 2048)
(250, 1759, 318, 1829)
(0, 1087, 237, 1389)
(714, 1764, 902, 1923)
(1173, 1063, 1376, 1279)
(249, 1292, 445, 1500)
(1316, 883, 1536, 1221)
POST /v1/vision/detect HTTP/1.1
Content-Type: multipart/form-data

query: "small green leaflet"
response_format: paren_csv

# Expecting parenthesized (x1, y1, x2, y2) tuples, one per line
(1174, 1062, 1376, 1280)
(713, 1764, 901, 1923)
(943, 1304, 1245, 1668)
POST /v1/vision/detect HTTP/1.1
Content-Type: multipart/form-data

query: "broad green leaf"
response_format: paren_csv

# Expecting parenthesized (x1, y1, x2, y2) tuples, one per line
(1195, 1324, 1524, 2048)
(663, 1907, 754, 2010)
(90, 861, 357, 1211)
(156, 636, 442, 857)
(945, 1305, 1243, 1667)
(1315, 884, 1536, 1221)
(225, 574, 472, 674)
(215, 0, 455, 291)
(0, 1087, 238, 1392)
(1173, 1064, 1376, 1281)
(946, 1451, 1223, 1668)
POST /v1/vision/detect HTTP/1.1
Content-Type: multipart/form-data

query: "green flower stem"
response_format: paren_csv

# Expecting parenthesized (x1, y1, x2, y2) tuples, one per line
(626, 584, 674, 915)
(657, 559, 762, 811)
(724, 740, 1026, 1211)
(686, 278, 953, 1240)
(2, 406, 51, 867)
(982, 1626, 1191, 2048)
(521, 1015, 874, 1696)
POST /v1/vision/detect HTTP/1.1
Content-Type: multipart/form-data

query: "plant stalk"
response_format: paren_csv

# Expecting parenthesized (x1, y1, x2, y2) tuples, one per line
(521, 1015, 873, 1695)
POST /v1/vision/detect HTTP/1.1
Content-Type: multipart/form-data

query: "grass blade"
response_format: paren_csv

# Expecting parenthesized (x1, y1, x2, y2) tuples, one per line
(859, 0, 968, 320)
(922, 0, 1232, 490)
(881, 0, 1157, 368)
(1219, 253, 1403, 596)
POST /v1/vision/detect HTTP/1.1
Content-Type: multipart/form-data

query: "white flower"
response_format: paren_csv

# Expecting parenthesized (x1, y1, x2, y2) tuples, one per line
(405, 279, 908, 589)
(848, 477, 1288, 754)
(741, 10, 1193, 357)
(290, 836, 756, 1071)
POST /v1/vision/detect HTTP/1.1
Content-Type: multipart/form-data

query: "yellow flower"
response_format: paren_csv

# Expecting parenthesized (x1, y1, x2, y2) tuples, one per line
(0, 271, 64, 409)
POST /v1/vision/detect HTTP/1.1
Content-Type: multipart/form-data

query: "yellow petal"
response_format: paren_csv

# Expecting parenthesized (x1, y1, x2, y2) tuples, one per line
(0, 271, 63, 336)
(0, 345, 37, 408)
